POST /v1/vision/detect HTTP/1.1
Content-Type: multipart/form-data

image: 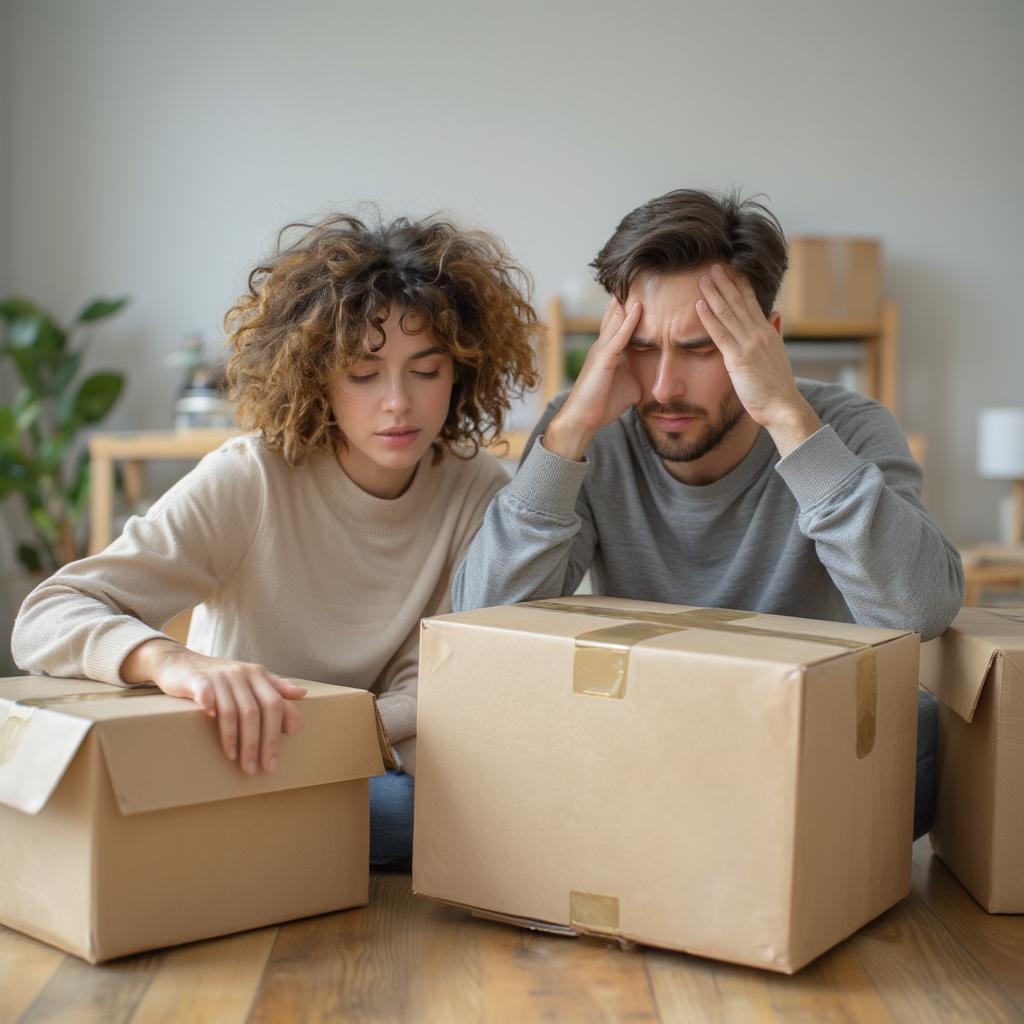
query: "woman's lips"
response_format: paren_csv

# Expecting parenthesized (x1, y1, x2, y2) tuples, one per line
(375, 428, 422, 448)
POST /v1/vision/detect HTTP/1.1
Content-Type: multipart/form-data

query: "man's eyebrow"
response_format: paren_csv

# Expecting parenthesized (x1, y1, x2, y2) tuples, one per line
(628, 336, 715, 350)
(358, 345, 446, 362)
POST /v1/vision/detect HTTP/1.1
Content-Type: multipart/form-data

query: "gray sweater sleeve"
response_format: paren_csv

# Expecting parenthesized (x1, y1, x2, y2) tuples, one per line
(774, 410, 964, 641)
(452, 404, 598, 611)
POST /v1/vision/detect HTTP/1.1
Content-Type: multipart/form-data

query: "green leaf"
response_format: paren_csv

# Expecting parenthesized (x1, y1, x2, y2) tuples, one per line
(16, 543, 42, 574)
(49, 351, 82, 395)
(5, 312, 66, 354)
(0, 407, 16, 444)
(76, 297, 128, 323)
(30, 506, 59, 539)
(3, 346, 42, 395)
(0, 297, 42, 322)
(69, 372, 124, 425)
(66, 453, 91, 518)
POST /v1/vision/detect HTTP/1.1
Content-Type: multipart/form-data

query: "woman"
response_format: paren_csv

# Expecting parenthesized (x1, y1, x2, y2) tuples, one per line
(12, 210, 539, 869)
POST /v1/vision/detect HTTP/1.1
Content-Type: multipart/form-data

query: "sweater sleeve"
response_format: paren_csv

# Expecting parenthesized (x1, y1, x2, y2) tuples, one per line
(774, 408, 964, 641)
(375, 451, 511, 759)
(11, 438, 264, 683)
(452, 398, 598, 611)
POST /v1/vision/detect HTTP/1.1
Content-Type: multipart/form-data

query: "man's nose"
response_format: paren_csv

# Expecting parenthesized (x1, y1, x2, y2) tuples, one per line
(651, 352, 685, 405)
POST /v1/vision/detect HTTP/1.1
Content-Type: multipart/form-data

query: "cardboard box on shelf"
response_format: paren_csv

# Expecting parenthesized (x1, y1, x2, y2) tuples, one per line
(779, 236, 882, 324)
(412, 596, 921, 974)
(920, 607, 1024, 912)
(0, 677, 390, 963)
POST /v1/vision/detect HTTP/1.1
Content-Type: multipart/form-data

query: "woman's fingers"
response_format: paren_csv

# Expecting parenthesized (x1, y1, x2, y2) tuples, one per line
(250, 672, 285, 773)
(227, 674, 261, 775)
(210, 675, 239, 762)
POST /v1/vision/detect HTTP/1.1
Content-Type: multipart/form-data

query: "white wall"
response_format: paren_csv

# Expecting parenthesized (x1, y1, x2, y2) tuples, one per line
(5, 0, 1023, 543)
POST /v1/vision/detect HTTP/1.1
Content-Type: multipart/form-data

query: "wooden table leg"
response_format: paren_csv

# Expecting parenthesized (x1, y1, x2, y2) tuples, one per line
(88, 448, 114, 556)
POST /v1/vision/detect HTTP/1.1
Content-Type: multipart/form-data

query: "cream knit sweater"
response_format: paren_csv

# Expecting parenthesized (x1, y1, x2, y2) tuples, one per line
(12, 435, 510, 752)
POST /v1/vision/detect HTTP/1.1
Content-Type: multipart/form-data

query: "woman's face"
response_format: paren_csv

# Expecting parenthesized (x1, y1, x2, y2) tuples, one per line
(328, 309, 455, 499)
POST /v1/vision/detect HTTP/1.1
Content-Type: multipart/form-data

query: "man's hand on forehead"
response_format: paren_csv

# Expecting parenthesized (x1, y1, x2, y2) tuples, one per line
(695, 263, 822, 457)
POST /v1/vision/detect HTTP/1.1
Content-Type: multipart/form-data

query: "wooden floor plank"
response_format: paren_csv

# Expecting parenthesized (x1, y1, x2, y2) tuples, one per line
(852, 854, 1022, 1024)
(127, 927, 277, 1024)
(646, 939, 898, 1024)
(911, 840, 1024, 1014)
(249, 873, 484, 1023)
(477, 927, 658, 1024)
(19, 948, 165, 1024)
(0, 925, 66, 1023)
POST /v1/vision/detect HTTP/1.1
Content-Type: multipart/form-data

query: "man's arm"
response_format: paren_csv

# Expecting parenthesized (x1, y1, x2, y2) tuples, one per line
(451, 399, 599, 610)
(776, 401, 964, 640)
(696, 265, 963, 638)
(453, 299, 644, 612)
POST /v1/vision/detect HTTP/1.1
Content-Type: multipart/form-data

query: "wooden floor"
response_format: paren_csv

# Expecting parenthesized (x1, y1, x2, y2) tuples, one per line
(2, 839, 1022, 1024)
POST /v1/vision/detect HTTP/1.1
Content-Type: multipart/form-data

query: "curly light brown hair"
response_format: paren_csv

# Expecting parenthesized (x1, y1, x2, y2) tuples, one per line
(224, 210, 540, 465)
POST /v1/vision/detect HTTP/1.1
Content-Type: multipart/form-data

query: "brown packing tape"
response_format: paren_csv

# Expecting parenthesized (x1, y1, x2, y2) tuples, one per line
(573, 623, 682, 699)
(0, 706, 33, 765)
(0, 685, 162, 764)
(525, 600, 878, 758)
(569, 890, 620, 934)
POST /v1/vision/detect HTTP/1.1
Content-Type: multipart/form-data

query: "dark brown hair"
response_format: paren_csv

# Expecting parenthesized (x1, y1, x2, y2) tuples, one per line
(591, 189, 788, 315)
(225, 211, 540, 465)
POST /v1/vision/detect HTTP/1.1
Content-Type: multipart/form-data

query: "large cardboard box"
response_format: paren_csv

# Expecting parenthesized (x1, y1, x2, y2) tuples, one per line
(413, 597, 921, 974)
(779, 236, 882, 323)
(920, 607, 1024, 912)
(0, 676, 389, 962)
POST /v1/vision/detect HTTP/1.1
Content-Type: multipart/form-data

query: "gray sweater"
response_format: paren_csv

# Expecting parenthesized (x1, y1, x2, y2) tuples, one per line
(453, 379, 964, 640)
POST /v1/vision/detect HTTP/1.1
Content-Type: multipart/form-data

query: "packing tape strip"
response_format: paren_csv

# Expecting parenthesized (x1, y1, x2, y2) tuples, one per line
(0, 685, 162, 763)
(569, 890, 620, 935)
(0, 706, 33, 765)
(525, 600, 878, 758)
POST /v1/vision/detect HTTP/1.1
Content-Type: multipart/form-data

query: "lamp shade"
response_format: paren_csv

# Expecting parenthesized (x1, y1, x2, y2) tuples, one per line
(978, 407, 1024, 479)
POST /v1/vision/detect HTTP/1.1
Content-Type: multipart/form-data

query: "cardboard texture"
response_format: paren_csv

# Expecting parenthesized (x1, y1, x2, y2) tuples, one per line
(413, 596, 921, 974)
(779, 236, 882, 323)
(920, 607, 1024, 913)
(0, 676, 386, 963)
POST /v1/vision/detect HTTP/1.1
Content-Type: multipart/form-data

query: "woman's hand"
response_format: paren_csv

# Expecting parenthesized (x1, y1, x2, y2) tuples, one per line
(121, 639, 306, 774)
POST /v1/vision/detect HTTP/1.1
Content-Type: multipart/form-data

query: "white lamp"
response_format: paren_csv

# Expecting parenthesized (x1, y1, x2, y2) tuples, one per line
(978, 407, 1024, 545)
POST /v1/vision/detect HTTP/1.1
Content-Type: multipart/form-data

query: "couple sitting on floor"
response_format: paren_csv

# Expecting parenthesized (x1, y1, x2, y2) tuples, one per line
(12, 188, 965, 869)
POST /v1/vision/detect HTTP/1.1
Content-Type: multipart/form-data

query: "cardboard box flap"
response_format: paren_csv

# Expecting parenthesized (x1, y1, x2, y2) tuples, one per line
(431, 596, 910, 670)
(0, 695, 94, 815)
(93, 680, 385, 814)
(919, 608, 1024, 722)
(0, 677, 384, 816)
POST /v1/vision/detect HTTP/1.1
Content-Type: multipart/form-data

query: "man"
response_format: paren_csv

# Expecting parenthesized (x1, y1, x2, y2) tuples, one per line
(453, 189, 964, 839)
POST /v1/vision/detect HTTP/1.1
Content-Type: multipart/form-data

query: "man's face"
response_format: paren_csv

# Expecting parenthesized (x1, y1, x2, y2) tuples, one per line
(624, 268, 746, 464)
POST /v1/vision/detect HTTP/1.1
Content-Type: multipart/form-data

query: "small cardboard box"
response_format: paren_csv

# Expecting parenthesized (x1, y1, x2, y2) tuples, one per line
(779, 236, 882, 323)
(0, 676, 388, 963)
(920, 607, 1024, 912)
(413, 597, 921, 974)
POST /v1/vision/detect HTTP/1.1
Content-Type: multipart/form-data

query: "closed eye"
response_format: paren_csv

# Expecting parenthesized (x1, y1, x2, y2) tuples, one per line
(412, 369, 441, 379)
(347, 372, 377, 384)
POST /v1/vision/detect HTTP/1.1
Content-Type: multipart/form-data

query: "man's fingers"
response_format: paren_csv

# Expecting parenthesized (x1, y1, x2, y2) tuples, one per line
(251, 674, 285, 773)
(596, 300, 641, 356)
(699, 269, 751, 339)
(695, 298, 739, 359)
(228, 675, 261, 776)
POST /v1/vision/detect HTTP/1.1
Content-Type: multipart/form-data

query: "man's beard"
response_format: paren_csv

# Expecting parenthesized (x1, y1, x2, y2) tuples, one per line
(636, 392, 746, 463)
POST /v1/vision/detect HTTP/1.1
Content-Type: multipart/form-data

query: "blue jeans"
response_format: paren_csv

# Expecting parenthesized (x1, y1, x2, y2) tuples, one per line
(914, 687, 938, 841)
(370, 769, 414, 870)
(366, 691, 938, 869)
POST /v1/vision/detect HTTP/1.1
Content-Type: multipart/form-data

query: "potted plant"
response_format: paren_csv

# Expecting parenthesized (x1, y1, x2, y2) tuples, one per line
(0, 295, 128, 575)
